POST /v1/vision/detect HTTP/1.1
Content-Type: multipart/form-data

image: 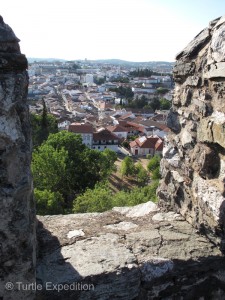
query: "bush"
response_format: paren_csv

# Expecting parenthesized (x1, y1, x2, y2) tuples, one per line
(147, 155, 161, 172)
(135, 163, 149, 187)
(35, 189, 64, 215)
(152, 166, 161, 180)
(120, 156, 136, 177)
(73, 183, 113, 213)
(73, 180, 159, 214)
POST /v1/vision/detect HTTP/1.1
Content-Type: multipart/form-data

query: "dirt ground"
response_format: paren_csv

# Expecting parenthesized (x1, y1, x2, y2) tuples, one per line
(109, 156, 150, 193)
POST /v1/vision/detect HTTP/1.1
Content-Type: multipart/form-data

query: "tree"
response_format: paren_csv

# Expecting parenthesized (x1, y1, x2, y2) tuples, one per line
(160, 98, 171, 110)
(73, 182, 113, 213)
(109, 86, 134, 99)
(152, 166, 161, 180)
(120, 156, 135, 177)
(129, 68, 153, 77)
(128, 95, 148, 109)
(32, 144, 68, 195)
(100, 149, 117, 177)
(135, 163, 149, 187)
(147, 155, 161, 172)
(156, 87, 169, 95)
(93, 76, 106, 85)
(35, 189, 64, 215)
(32, 131, 118, 211)
(149, 98, 160, 111)
(121, 140, 130, 149)
(73, 180, 159, 214)
(31, 107, 58, 148)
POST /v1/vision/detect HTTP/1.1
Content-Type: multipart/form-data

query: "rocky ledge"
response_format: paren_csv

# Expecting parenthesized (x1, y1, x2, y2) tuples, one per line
(37, 202, 225, 299)
(158, 15, 225, 249)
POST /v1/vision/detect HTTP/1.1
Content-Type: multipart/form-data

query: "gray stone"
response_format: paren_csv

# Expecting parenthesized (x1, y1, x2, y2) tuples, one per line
(158, 14, 225, 250)
(166, 110, 181, 133)
(0, 16, 35, 300)
(152, 211, 185, 222)
(210, 23, 225, 63)
(175, 27, 210, 60)
(37, 207, 224, 299)
(204, 62, 225, 78)
(104, 221, 138, 231)
(112, 201, 158, 217)
(0, 16, 20, 43)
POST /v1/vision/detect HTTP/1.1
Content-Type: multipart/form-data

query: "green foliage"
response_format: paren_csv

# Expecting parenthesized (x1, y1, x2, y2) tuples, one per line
(121, 140, 130, 149)
(32, 131, 117, 212)
(31, 107, 58, 148)
(32, 144, 68, 194)
(127, 95, 148, 109)
(111, 76, 129, 83)
(147, 155, 161, 172)
(73, 182, 113, 213)
(149, 97, 160, 111)
(157, 87, 169, 95)
(94, 76, 106, 85)
(73, 180, 159, 213)
(114, 182, 158, 205)
(135, 163, 149, 187)
(109, 86, 134, 99)
(121, 156, 135, 177)
(159, 98, 171, 110)
(100, 149, 117, 176)
(152, 166, 161, 180)
(130, 68, 153, 77)
(35, 188, 64, 215)
(72, 63, 80, 70)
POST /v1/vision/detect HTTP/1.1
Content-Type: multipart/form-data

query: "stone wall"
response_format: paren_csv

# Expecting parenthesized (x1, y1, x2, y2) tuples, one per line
(158, 16, 225, 249)
(0, 16, 36, 299)
(37, 204, 225, 300)
(1, 15, 225, 300)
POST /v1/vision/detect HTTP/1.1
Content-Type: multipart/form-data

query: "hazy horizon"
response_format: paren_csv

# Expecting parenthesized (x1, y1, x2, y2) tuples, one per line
(2, 0, 225, 62)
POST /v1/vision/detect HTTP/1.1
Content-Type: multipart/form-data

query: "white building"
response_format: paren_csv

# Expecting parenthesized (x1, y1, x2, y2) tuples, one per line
(68, 123, 94, 148)
(85, 74, 94, 84)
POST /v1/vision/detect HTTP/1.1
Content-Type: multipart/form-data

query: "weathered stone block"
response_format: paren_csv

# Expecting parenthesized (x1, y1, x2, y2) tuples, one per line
(0, 16, 35, 300)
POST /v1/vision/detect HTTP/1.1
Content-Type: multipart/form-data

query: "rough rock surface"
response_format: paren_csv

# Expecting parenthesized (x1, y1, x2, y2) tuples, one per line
(37, 203, 225, 299)
(1, 14, 225, 300)
(158, 15, 225, 250)
(0, 16, 36, 300)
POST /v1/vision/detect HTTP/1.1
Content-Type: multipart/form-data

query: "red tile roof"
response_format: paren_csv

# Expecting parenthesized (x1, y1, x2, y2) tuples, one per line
(93, 128, 119, 141)
(68, 123, 94, 133)
(119, 112, 133, 120)
(130, 136, 163, 150)
(107, 124, 129, 133)
(155, 139, 163, 151)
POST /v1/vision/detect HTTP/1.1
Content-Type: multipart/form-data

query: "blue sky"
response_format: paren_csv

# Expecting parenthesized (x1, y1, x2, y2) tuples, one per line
(2, 0, 225, 61)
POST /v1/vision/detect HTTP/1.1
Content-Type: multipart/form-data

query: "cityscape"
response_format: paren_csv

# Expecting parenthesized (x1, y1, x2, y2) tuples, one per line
(28, 59, 174, 156)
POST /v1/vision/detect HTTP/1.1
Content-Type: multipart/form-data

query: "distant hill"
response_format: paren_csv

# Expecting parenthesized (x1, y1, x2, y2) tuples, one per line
(27, 58, 175, 71)
(89, 59, 175, 66)
(28, 58, 66, 63)
(28, 57, 174, 64)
